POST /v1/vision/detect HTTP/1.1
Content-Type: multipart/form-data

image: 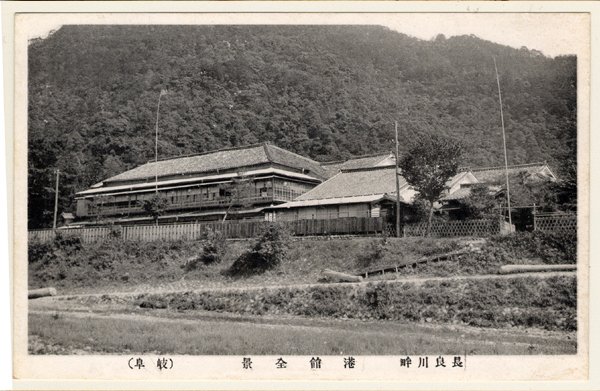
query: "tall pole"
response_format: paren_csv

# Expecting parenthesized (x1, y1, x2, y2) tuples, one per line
(53, 169, 60, 229)
(395, 121, 401, 238)
(155, 90, 165, 193)
(494, 56, 513, 231)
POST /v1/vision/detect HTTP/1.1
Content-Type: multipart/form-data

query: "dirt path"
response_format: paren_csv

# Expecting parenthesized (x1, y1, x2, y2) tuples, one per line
(45, 270, 575, 301)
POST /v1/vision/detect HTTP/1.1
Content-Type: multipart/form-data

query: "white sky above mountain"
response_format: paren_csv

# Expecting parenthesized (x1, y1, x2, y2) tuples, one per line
(25, 13, 587, 58)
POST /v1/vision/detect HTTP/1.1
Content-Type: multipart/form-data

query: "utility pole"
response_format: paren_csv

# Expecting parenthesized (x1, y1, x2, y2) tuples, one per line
(395, 121, 402, 238)
(155, 89, 168, 193)
(53, 169, 60, 229)
(494, 56, 513, 231)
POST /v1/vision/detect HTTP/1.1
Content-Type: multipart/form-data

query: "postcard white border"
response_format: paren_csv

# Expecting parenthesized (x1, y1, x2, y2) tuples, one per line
(3, 1, 598, 390)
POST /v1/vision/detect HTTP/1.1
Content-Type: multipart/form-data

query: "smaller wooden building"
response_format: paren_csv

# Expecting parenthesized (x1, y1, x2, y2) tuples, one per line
(266, 166, 412, 221)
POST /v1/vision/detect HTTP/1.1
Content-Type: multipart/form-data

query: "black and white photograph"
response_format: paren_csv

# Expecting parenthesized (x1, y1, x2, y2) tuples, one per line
(8, 4, 593, 386)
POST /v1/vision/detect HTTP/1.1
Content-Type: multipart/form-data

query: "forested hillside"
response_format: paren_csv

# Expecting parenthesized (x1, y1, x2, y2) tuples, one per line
(28, 25, 576, 228)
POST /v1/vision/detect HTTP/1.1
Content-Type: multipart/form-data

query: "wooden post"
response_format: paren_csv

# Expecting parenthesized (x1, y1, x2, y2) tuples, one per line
(53, 169, 60, 229)
(394, 121, 402, 238)
(494, 57, 513, 231)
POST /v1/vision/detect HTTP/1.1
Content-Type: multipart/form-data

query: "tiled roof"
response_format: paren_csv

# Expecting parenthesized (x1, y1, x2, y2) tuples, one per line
(446, 171, 476, 188)
(265, 144, 329, 179)
(322, 153, 395, 177)
(471, 163, 552, 183)
(296, 166, 408, 201)
(102, 143, 327, 183)
(440, 187, 472, 201)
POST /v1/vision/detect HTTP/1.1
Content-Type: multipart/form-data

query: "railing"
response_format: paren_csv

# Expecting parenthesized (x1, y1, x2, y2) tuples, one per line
(534, 213, 577, 232)
(28, 217, 387, 243)
(85, 193, 301, 217)
(403, 219, 511, 238)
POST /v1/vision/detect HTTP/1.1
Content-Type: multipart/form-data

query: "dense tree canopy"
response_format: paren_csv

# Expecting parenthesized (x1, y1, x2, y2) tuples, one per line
(28, 25, 577, 228)
(399, 133, 463, 236)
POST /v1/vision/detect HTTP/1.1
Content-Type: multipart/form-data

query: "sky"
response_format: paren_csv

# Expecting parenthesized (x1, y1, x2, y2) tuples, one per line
(24, 13, 588, 59)
(380, 13, 587, 58)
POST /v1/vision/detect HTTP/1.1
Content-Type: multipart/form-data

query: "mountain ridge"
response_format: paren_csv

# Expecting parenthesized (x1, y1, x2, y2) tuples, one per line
(27, 25, 576, 228)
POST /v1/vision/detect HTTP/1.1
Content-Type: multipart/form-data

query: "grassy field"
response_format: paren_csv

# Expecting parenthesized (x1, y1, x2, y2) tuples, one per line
(29, 309, 576, 356)
(28, 231, 578, 356)
(28, 231, 576, 295)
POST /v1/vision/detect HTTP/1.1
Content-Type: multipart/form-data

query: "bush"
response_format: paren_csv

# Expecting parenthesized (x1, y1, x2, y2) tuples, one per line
(487, 230, 577, 265)
(184, 229, 228, 270)
(134, 275, 576, 332)
(226, 223, 292, 276)
(356, 236, 388, 269)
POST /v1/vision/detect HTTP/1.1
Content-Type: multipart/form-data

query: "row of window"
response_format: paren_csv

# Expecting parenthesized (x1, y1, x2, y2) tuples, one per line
(84, 178, 316, 216)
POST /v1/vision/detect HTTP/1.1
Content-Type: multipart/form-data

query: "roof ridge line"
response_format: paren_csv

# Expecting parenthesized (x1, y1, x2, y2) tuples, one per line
(149, 143, 266, 163)
(471, 162, 547, 172)
(263, 143, 273, 162)
(321, 152, 394, 165)
(340, 165, 396, 173)
(310, 193, 387, 201)
(266, 144, 323, 165)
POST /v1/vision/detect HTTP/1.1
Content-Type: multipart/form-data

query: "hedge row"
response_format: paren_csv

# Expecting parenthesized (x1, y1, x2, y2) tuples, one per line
(124, 275, 576, 332)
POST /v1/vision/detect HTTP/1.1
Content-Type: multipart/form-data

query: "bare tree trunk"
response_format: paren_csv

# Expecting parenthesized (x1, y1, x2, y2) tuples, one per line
(425, 201, 434, 237)
(222, 204, 233, 223)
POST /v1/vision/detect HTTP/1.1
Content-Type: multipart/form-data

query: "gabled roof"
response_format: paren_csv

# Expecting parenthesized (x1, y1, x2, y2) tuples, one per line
(446, 171, 478, 188)
(102, 143, 327, 184)
(296, 166, 408, 202)
(321, 153, 395, 177)
(470, 163, 555, 183)
(439, 187, 473, 202)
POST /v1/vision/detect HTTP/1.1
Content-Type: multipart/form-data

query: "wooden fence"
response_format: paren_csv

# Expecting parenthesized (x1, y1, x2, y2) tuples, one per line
(28, 213, 578, 244)
(534, 213, 577, 233)
(28, 217, 387, 244)
(403, 219, 511, 238)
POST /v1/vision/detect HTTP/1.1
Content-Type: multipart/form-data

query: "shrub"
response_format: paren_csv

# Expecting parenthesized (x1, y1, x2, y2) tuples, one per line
(183, 229, 228, 270)
(487, 230, 577, 265)
(134, 275, 576, 332)
(200, 229, 227, 264)
(226, 223, 292, 276)
(28, 239, 54, 265)
(53, 231, 83, 253)
(105, 224, 123, 240)
(356, 236, 388, 269)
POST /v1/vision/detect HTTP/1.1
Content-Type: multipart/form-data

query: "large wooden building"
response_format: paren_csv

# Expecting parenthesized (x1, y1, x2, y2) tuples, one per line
(73, 141, 546, 226)
(74, 143, 327, 224)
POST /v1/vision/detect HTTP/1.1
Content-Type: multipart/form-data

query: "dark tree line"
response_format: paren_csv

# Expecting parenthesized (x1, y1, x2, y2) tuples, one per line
(28, 25, 577, 228)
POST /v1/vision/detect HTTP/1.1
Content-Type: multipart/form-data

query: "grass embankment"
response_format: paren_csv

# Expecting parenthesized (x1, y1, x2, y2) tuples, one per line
(63, 274, 575, 332)
(28, 230, 576, 295)
(29, 309, 576, 355)
(28, 231, 577, 355)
